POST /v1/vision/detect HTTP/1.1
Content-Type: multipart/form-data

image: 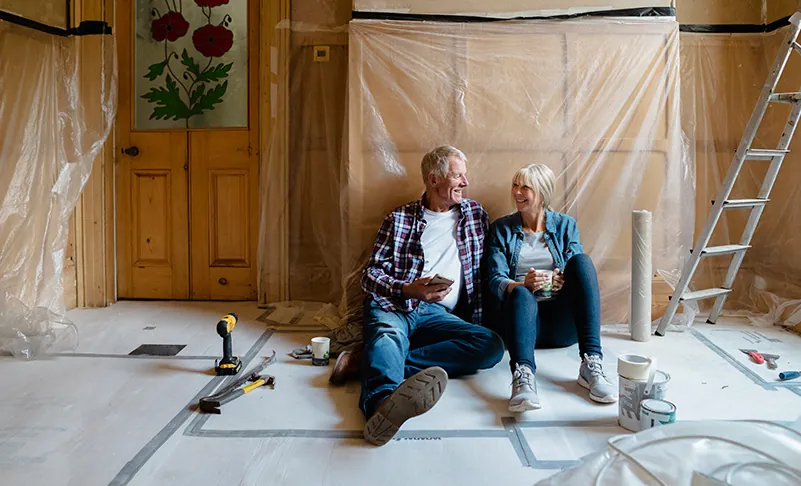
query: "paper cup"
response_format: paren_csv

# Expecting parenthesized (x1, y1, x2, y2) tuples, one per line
(311, 337, 330, 366)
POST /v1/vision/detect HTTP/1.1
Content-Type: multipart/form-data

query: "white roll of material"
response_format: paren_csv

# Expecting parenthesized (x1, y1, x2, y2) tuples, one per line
(630, 210, 652, 342)
(618, 354, 656, 380)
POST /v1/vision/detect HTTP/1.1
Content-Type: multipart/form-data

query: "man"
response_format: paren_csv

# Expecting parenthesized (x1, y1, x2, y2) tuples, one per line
(331, 145, 504, 446)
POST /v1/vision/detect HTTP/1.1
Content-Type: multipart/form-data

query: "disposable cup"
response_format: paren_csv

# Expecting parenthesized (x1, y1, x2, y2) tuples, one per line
(311, 337, 330, 366)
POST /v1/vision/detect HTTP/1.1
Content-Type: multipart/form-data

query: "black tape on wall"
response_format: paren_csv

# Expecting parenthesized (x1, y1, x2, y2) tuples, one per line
(681, 16, 791, 33)
(0, 9, 111, 37)
(352, 7, 676, 23)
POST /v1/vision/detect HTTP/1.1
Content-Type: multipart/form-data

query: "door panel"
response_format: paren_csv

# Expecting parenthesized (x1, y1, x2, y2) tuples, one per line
(117, 132, 189, 299)
(189, 131, 258, 300)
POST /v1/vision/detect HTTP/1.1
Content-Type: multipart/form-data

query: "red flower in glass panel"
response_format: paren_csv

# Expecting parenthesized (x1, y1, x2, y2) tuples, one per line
(151, 12, 189, 42)
(192, 25, 234, 58)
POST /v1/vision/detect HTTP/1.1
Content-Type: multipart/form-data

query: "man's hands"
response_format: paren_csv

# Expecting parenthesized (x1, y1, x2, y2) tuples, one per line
(402, 276, 452, 303)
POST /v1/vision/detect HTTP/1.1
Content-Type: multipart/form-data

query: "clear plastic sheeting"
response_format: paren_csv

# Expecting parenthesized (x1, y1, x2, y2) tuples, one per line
(0, 21, 116, 358)
(535, 421, 801, 486)
(260, 15, 801, 338)
(681, 29, 801, 329)
(343, 17, 692, 327)
(260, 16, 693, 333)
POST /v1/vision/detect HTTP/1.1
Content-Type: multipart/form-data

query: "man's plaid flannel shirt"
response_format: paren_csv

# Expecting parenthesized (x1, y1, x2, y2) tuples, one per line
(361, 197, 489, 325)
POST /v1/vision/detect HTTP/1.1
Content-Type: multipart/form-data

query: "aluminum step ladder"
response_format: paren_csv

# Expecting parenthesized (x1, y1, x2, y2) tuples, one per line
(655, 12, 801, 336)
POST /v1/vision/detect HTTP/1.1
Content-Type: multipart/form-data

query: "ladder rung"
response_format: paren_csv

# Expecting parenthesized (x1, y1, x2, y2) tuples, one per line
(793, 41, 801, 56)
(701, 244, 750, 256)
(722, 198, 769, 209)
(769, 92, 801, 104)
(745, 149, 789, 160)
(680, 288, 732, 302)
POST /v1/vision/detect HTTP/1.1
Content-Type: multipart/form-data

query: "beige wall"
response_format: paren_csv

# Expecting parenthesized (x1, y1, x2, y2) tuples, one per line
(347, 19, 684, 323)
(680, 34, 768, 296)
(0, 0, 67, 27)
(285, 0, 351, 302)
(677, 0, 763, 24)
(679, 27, 801, 317)
(768, 0, 799, 23)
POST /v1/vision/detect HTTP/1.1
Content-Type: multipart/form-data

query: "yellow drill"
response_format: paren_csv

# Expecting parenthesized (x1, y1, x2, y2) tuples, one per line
(215, 313, 241, 376)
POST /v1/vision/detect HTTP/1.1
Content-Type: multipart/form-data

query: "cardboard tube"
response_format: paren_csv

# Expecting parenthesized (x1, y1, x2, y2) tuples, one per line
(631, 210, 652, 342)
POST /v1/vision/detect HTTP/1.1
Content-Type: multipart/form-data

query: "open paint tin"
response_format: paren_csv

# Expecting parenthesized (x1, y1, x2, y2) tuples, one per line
(639, 398, 676, 430)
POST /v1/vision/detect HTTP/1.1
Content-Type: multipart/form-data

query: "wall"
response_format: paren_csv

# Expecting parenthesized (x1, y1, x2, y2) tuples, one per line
(285, 0, 351, 303)
(768, 0, 799, 23)
(1, 0, 114, 310)
(0, 0, 67, 27)
(677, 1, 801, 323)
(291, 0, 776, 324)
(741, 29, 801, 311)
(347, 19, 687, 324)
(677, 0, 763, 24)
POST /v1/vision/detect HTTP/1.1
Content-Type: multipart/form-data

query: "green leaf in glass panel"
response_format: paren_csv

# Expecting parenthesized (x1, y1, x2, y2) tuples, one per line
(144, 61, 168, 81)
(142, 75, 192, 121)
(191, 80, 228, 116)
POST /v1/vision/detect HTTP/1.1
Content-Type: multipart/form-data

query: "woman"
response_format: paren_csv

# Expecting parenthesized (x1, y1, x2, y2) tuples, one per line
(486, 164, 616, 412)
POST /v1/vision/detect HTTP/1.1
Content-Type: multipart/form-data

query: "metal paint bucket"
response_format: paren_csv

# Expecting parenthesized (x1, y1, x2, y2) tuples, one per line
(640, 399, 677, 429)
(618, 370, 670, 432)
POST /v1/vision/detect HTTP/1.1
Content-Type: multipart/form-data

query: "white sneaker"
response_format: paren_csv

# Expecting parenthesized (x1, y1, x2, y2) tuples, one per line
(509, 363, 541, 412)
(577, 354, 618, 403)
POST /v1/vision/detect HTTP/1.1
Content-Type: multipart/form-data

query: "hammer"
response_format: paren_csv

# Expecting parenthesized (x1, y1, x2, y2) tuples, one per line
(199, 373, 275, 414)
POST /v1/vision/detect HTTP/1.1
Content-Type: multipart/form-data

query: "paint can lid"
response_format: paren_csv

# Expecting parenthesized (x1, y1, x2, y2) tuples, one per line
(641, 399, 676, 414)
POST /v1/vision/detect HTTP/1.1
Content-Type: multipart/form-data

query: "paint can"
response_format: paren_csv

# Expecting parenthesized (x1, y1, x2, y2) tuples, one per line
(618, 354, 670, 432)
(639, 399, 677, 430)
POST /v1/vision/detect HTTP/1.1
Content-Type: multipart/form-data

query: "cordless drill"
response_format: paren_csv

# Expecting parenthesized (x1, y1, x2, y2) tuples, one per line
(215, 313, 241, 376)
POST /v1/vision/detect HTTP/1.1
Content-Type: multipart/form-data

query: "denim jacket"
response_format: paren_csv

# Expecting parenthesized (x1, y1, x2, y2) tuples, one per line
(485, 210, 583, 306)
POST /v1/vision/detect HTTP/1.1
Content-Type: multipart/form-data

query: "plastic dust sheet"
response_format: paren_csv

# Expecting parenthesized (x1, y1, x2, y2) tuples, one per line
(536, 421, 801, 486)
(261, 15, 695, 338)
(0, 21, 116, 358)
(682, 28, 801, 329)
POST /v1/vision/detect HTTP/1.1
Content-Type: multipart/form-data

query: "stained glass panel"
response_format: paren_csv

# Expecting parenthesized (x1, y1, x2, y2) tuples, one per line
(134, 0, 248, 129)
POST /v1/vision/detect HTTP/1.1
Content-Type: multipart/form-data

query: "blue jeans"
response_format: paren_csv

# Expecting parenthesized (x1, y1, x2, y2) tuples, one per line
(500, 253, 603, 373)
(360, 298, 505, 418)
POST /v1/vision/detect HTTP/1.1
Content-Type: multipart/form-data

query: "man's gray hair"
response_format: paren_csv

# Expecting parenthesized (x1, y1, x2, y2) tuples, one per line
(421, 145, 467, 183)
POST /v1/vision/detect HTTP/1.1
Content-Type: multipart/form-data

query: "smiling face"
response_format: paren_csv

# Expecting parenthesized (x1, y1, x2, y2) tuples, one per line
(427, 156, 469, 210)
(512, 179, 543, 214)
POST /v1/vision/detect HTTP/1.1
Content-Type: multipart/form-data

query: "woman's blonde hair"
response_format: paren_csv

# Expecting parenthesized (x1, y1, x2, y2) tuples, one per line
(512, 164, 555, 210)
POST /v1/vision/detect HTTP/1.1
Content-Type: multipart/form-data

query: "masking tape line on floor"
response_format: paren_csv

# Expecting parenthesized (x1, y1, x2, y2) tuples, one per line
(108, 330, 274, 486)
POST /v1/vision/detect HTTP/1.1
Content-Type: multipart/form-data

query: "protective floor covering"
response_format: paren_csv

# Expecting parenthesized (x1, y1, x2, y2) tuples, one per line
(1, 301, 799, 486)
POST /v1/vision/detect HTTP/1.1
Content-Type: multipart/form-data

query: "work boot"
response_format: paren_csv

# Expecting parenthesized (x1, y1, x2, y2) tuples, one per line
(329, 343, 363, 386)
(509, 363, 540, 412)
(363, 367, 448, 446)
(578, 354, 618, 403)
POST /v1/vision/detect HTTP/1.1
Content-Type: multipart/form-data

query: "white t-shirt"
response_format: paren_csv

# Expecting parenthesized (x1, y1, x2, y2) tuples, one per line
(420, 208, 463, 311)
(514, 231, 555, 282)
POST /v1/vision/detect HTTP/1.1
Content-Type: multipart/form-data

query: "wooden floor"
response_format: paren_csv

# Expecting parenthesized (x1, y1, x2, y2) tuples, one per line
(2, 301, 800, 485)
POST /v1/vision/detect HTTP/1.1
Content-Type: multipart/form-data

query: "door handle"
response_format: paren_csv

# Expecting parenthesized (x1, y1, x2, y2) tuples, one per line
(122, 146, 140, 157)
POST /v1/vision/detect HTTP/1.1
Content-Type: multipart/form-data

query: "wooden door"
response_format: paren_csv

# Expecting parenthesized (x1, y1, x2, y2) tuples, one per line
(116, 0, 259, 300)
